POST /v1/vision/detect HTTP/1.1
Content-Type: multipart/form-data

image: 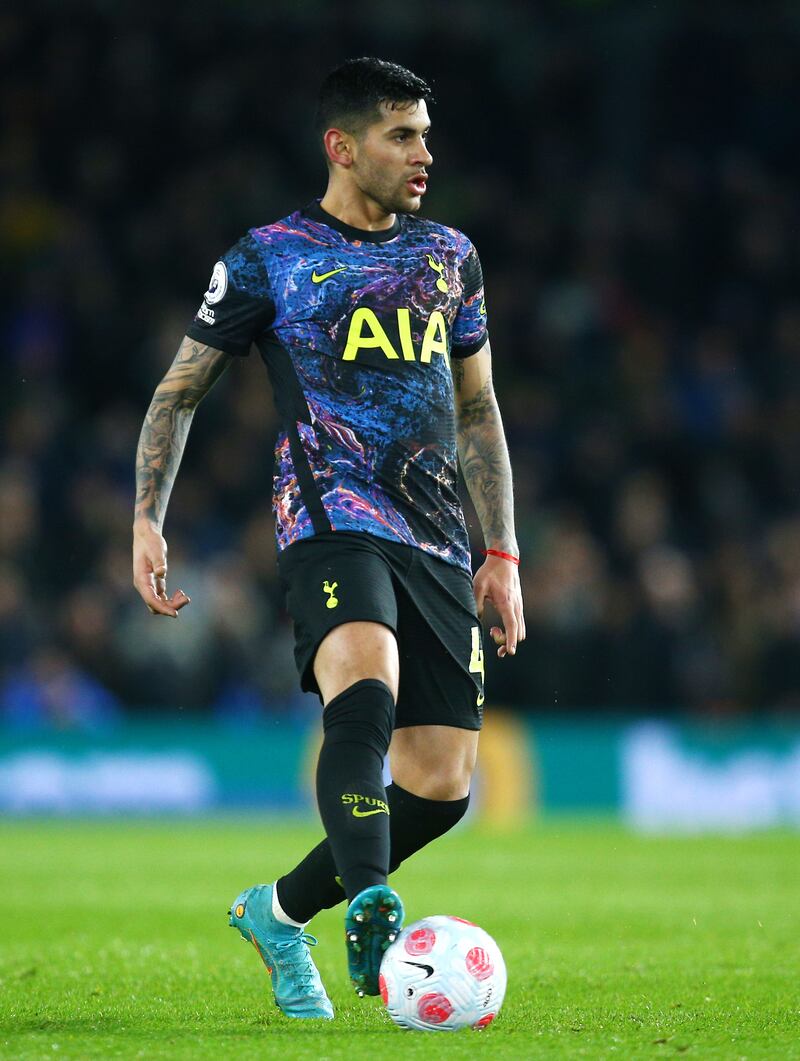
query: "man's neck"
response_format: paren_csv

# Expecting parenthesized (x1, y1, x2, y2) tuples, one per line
(319, 188, 396, 232)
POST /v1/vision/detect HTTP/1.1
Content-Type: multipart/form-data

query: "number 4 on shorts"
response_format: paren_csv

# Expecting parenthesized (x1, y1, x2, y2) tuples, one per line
(469, 626, 485, 707)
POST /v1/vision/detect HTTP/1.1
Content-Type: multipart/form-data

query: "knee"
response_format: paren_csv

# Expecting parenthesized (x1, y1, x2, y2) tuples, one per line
(411, 769, 472, 802)
(315, 622, 399, 704)
(327, 662, 398, 705)
(322, 679, 395, 757)
(390, 729, 478, 801)
(394, 755, 474, 801)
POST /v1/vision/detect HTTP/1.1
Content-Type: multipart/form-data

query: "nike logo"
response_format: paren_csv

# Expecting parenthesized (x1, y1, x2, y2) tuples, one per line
(402, 960, 434, 978)
(352, 806, 388, 818)
(311, 267, 346, 284)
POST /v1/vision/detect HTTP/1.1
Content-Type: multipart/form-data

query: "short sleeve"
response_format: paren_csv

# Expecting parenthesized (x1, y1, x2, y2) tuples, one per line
(451, 243, 488, 359)
(185, 234, 275, 356)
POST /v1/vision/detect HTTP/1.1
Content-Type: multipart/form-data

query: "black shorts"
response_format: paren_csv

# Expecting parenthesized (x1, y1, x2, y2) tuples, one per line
(277, 531, 485, 730)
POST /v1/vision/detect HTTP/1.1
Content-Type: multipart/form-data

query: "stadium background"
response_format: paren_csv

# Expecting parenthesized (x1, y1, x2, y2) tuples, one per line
(2, 0, 800, 828)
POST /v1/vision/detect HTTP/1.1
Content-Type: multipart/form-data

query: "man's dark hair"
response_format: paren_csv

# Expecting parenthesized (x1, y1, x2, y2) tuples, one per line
(316, 57, 434, 140)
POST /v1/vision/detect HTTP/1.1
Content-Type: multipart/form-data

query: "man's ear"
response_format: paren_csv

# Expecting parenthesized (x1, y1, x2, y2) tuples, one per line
(323, 128, 354, 168)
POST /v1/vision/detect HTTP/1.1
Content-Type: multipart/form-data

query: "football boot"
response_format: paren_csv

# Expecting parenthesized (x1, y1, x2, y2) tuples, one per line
(344, 884, 405, 997)
(229, 883, 334, 1020)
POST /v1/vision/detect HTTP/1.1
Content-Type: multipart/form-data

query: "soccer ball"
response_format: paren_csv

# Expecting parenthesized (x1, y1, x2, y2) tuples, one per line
(379, 915, 507, 1031)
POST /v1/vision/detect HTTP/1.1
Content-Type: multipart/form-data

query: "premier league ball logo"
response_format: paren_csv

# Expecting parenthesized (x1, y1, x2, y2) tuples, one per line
(204, 261, 228, 305)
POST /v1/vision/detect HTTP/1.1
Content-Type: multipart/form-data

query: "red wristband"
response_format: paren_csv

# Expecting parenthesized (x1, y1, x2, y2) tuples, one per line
(482, 548, 520, 566)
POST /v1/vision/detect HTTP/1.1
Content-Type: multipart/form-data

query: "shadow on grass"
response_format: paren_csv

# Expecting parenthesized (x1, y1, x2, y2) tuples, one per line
(5, 1016, 404, 1038)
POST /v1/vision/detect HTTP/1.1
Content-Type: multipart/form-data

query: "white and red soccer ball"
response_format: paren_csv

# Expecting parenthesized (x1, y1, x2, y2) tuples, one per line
(379, 915, 507, 1032)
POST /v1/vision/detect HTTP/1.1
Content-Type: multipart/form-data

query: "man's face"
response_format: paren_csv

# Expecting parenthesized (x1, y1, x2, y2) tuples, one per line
(349, 99, 433, 215)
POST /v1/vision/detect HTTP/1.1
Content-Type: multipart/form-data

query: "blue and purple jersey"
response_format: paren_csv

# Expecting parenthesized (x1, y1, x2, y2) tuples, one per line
(185, 201, 488, 572)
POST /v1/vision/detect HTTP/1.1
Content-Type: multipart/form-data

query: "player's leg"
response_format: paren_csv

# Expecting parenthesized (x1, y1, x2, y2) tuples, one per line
(337, 723, 476, 998)
(270, 542, 482, 994)
(275, 763, 474, 923)
(378, 725, 478, 871)
(312, 619, 405, 996)
(388, 723, 477, 801)
(276, 567, 482, 922)
(312, 620, 398, 902)
(229, 535, 400, 1015)
(377, 588, 483, 877)
(383, 547, 484, 860)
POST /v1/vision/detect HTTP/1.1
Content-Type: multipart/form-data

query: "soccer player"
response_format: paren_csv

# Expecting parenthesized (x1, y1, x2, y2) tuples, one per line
(133, 57, 524, 1019)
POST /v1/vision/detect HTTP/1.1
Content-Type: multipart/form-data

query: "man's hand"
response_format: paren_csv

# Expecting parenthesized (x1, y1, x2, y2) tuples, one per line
(473, 554, 525, 658)
(132, 338, 230, 617)
(132, 520, 191, 618)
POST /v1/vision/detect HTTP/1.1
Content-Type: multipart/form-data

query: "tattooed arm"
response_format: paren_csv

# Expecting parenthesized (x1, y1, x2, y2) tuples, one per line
(132, 337, 232, 616)
(453, 339, 525, 656)
(453, 340, 518, 556)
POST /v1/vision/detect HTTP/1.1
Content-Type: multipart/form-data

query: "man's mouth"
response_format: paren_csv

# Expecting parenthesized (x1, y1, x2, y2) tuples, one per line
(407, 174, 427, 196)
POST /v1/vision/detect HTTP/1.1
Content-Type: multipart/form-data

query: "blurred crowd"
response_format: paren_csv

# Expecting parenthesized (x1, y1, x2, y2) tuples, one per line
(3, 3, 800, 724)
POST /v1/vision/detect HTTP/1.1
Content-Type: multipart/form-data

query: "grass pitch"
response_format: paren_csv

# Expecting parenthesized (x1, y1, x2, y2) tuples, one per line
(0, 819, 797, 1060)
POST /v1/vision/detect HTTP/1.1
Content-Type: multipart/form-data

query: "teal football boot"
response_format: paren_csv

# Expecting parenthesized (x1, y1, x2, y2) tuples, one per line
(228, 883, 334, 1020)
(344, 884, 405, 997)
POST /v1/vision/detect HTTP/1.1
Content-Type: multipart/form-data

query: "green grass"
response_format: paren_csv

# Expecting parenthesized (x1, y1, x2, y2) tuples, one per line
(0, 819, 797, 1060)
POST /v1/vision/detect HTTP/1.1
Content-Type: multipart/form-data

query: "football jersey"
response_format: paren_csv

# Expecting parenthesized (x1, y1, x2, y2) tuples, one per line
(185, 200, 488, 572)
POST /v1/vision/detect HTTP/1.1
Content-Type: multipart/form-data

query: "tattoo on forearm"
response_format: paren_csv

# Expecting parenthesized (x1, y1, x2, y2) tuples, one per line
(456, 378, 517, 550)
(134, 339, 230, 527)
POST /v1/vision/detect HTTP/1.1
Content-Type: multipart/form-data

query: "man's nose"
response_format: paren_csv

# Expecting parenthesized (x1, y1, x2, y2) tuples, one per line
(413, 141, 433, 167)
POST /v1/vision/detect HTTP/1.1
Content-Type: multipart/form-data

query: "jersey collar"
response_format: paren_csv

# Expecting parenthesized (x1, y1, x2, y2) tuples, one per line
(303, 200, 402, 243)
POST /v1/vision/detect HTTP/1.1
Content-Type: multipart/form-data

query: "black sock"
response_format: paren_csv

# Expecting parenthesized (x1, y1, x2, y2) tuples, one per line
(385, 784, 470, 871)
(277, 781, 470, 924)
(314, 678, 395, 902)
